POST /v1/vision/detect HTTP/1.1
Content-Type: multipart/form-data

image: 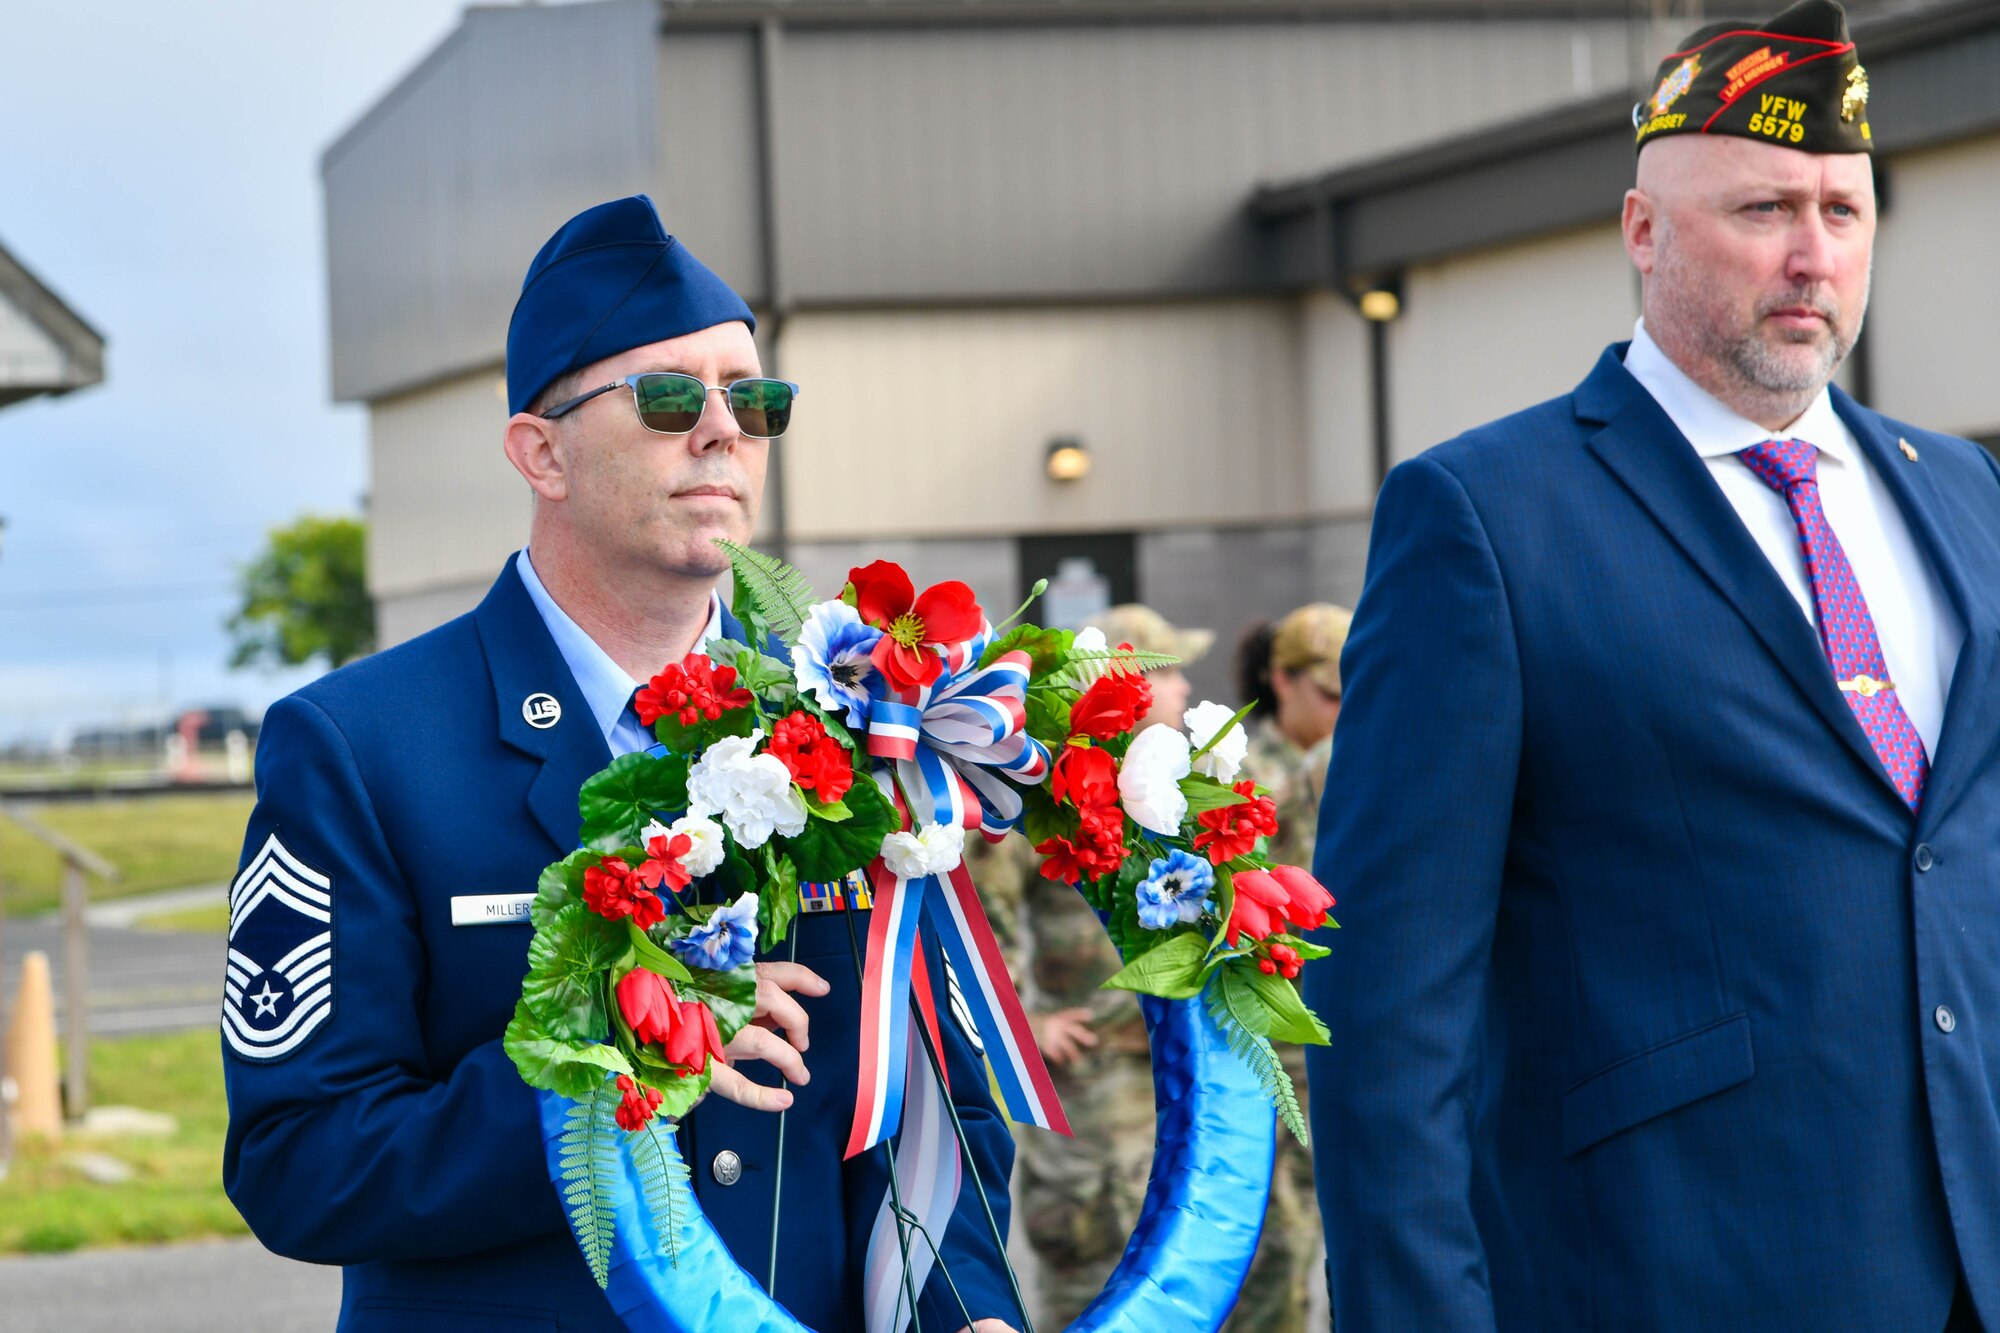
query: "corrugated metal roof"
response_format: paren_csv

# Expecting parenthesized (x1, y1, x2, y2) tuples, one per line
(0, 236, 105, 409)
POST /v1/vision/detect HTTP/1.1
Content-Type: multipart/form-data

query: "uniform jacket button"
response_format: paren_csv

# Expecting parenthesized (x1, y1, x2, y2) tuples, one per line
(1915, 844, 1935, 872)
(712, 1149, 743, 1186)
(1935, 1005, 1957, 1034)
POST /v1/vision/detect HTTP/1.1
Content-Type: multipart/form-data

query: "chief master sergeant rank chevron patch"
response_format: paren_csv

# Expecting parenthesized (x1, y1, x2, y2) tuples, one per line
(224, 833, 334, 1062)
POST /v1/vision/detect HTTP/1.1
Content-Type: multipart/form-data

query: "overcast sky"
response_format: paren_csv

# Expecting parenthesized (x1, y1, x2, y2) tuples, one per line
(0, 0, 473, 745)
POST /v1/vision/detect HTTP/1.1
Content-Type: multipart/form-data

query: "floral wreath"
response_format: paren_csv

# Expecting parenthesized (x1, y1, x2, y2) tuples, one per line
(504, 541, 1337, 1292)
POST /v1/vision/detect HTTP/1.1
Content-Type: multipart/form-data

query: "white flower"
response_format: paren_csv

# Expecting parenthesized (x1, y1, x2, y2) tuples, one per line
(667, 814, 727, 877)
(880, 822, 967, 881)
(686, 731, 808, 850)
(1069, 626, 1109, 684)
(1184, 700, 1248, 784)
(1118, 725, 1192, 836)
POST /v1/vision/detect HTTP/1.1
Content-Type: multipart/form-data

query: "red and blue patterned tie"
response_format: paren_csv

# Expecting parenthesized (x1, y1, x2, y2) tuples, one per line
(1738, 439, 1927, 809)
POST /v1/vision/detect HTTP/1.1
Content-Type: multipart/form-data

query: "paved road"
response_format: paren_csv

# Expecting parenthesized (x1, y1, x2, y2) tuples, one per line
(0, 1237, 340, 1331)
(1, 889, 227, 1036)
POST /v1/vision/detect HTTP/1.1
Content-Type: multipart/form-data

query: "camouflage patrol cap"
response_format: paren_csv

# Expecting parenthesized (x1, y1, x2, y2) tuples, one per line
(1084, 605, 1213, 666)
(1271, 603, 1353, 697)
(1634, 0, 1872, 156)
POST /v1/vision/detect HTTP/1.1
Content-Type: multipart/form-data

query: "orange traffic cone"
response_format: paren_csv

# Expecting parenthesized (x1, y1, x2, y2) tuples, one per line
(4, 951, 62, 1141)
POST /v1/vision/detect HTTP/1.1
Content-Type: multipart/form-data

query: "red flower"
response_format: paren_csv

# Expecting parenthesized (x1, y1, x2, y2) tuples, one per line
(614, 1074, 666, 1131)
(1267, 864, 1335, 932)
(616, 967, 679, 1046)
(662, 996, 728, 1077)
(585, 856, 665, 929)
(635, 832, 694, 897)
(1193, 780, 1279, 866)
(1034, 827, 1127, 884)
(1068, 669, 1153, 741)
(1224, 865, 1335, 948)
(766, 711, 856, 802)
(1050, 743, 1118, 812)
(847, 560, 984, 693)
(635, 654, 753, 729)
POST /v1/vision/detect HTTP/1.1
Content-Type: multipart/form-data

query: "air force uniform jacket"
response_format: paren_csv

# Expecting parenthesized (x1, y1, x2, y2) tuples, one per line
(221, 559, 1016, 1331)
(1308, 346, 2000, 1332)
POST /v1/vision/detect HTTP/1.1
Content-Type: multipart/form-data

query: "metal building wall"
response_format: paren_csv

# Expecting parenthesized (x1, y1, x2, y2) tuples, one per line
(324, 0, 662, 404)
(0, 297, 64, 390)
(767, 18, 1633, 303)
(775, 300, 1307, 541)
(655, 31, 768, 301)
(368, 368, 523, 646)
(1386, 222, 1636, 463)
(1869, 131, 2000, 440)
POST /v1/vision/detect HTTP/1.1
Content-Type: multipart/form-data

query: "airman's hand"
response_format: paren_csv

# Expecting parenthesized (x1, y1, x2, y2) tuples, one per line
(709, 961, 829, 1113)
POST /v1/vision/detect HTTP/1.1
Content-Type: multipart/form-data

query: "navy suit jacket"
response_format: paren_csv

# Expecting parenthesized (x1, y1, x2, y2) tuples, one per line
(222, 560, 1015, 1332)
(1307, 345, 2000, 1332)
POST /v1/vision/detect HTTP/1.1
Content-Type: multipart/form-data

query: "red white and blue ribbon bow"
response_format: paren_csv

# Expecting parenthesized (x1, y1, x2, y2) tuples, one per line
(846, 631, 1069, 1160)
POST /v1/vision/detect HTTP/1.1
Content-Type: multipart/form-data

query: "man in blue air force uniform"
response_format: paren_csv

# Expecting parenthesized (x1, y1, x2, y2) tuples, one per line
(1309, 3, 2000, 1330)
(222, 196, 1020, 1333)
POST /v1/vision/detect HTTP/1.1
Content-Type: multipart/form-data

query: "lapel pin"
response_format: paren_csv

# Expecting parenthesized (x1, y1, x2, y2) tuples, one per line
(1898, 437, 1919, 462)
(522, 693, 562, 729)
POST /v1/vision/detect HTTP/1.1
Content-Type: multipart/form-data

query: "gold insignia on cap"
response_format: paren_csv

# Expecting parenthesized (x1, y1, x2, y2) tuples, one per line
(1650, 54, 1702, 118)
(1899, 437, 1919, 462)
(1843, 64, 1870, 122)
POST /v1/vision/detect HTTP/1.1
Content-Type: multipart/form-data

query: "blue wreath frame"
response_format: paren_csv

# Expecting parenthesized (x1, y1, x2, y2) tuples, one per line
(538, 989, 1275, 1331)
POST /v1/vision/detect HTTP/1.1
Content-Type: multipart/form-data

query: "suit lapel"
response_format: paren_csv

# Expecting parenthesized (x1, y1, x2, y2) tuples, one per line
(1834, 392, 2000, 831)
(473, 559, 613, 856)
(1576, 348, 1907, 806)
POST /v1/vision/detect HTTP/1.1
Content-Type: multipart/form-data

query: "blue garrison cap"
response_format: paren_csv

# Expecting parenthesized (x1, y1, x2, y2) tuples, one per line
(506, 194, 755, 416)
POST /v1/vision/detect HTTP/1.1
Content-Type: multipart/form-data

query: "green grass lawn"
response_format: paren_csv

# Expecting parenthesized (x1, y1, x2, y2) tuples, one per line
(0, 793, 253, 917)
(0, 1028, 248, 1254)
(132, 903, 233, 933)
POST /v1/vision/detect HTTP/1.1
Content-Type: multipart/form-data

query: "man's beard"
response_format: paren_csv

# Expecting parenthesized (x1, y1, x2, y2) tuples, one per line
(1652, 227, 1866, 403)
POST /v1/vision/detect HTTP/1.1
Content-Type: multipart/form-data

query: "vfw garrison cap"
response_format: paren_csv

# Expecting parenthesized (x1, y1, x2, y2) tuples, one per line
(1634, 0, 1871, 155)
(506, 194, 755, 416)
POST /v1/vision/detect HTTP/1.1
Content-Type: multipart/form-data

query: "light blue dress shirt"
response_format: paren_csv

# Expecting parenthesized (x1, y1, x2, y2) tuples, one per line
(514, 548, 723, 758)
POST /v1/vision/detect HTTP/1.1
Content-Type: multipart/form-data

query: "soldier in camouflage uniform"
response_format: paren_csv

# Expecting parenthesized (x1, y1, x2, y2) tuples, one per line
(967, 605, 1210, 1330)
(1227, 602, 1351, 1333)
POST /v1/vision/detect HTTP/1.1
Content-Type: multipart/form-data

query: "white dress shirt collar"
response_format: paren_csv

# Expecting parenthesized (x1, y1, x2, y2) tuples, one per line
(515, 548, 724, 749)
(1624, 318, 1858, 469)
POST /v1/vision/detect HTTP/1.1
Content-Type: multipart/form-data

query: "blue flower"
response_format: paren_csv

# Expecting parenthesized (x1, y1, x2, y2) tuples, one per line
(668, 891, 760, 971)
(795, 600, 883, 728)
(1134, 850, 1216, 930)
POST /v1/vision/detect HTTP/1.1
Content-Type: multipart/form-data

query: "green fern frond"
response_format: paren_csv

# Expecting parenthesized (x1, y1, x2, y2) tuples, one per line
(557, 1080, 623, 1288)
(627, 1119, 692, 1268)
(715, 539, 819, 647)
(1207, 986, 1311, 1147)
(1045, 649, 1182, 691)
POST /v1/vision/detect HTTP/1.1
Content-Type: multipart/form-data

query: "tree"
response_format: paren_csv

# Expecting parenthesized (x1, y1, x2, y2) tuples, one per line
(227, 514, 375, 669)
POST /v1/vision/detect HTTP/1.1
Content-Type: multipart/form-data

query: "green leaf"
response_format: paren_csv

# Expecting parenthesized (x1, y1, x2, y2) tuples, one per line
(758, 847, 801, 947)
(1100, 929, 1212, 999)
(1023, 688, 1075, 747)
(557, 1082, 623, 1287)
(1180, 774, 1253, 817)
(647, 1064, 712, 1122)
(1275, 932, 1333, 962)
(579, 752, 691, 849)
(522, 903, 626, 1040)
(978, 624, 1074, 679)
(1213, 959, 1330, 1046)
(533, 849, 601, 930)
(781, 766, 897, 881)
(627, 920, 694, 984)
(1045, 649, 1181, 691)
(714, 538, 820, 646)
(505, 1000, 635, 1101)
(627, 1118, 693, 1267)
(677, 962, 759, 1046)
(1203, 1006, 1311, 1149)
(801, 790, 853, 822)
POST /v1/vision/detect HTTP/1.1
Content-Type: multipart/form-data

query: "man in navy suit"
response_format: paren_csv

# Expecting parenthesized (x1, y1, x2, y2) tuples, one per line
(1308, 3, 2000, 1329)
(222, 196, 1021, 1332)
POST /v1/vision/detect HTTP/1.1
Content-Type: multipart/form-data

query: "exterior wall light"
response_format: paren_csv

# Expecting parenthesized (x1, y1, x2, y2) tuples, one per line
(1046, 438, 1092, 482)
(1359, 289, 1401, 322)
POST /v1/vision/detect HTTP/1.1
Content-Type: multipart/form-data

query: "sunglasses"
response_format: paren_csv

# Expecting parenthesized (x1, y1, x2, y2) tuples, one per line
(539, 372, 800, 440)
